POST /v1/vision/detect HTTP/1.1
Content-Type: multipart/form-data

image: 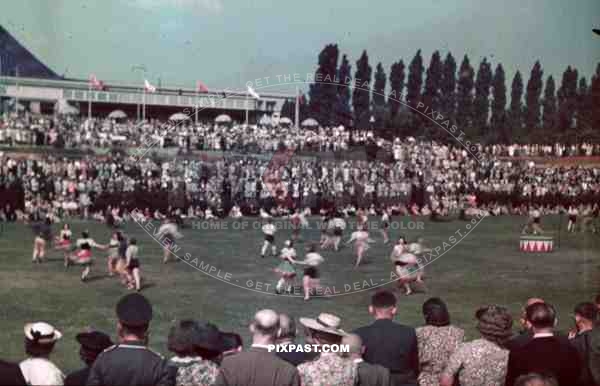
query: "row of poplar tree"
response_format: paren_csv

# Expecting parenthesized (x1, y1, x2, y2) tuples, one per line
(280, 44, 600, 143)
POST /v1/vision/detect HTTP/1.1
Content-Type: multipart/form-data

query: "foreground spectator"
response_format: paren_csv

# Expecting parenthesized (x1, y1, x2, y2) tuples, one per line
(595, 294, 600, 312)
(505, 302, 581, 386)
(341, 333, 390, 386)
(506, 297, 545, 351)
(215, 309, 300, 386)
(415, 297, 464, 386)
(275, 313, 316, 366)
(86, 293, 173, 386)
(167, 320, 222, 386)
(0, 360, 26, 385)
(220, 332, 243, 358)
(514, 373, 559, 386)
(297, 313, 356, 386)
(590, 326, 600, 385)
(569, 302, 598, 386)
(19, 322, 65, 386)
(64, 330, 112, 386)
(440, 305, 513, 386)
(354, 290, 419, 386)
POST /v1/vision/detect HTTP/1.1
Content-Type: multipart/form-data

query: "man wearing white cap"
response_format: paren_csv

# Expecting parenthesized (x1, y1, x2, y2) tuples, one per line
(298, 312, 356, 386)
(19, 322, 65, 386)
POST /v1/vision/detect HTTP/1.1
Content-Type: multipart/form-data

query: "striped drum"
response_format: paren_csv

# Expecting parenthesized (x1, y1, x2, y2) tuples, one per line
(519, 235, 554, 253)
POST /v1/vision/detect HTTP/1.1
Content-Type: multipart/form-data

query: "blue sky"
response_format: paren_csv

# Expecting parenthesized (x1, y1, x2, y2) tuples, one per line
(1, 0, 599, 93)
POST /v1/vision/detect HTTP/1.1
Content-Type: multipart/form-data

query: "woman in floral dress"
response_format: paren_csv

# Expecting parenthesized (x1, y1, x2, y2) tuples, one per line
(415, 298, 464, 386)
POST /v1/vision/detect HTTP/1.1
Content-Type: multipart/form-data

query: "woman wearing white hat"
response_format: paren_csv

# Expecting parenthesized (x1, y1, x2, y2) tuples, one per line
(20, 322, 65, 386)
(274, 240, 298, 294)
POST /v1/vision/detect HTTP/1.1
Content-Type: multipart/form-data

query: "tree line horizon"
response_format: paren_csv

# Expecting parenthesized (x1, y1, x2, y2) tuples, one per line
(281, 44, 600, 144)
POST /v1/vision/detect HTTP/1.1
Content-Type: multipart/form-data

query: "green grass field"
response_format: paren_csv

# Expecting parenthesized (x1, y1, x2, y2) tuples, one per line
(0, 215, 599, 373)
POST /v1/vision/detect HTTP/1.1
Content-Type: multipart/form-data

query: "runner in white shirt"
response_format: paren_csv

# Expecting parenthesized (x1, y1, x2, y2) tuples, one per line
(346, 225, 375, 268)
(273, 240, 298, 294)
(380, 208, 391, 244)
(567, 205, 578, 233)
(261, 218, 277, 258)
(294, 244, 325, 301)
(156, 219, 183, 264)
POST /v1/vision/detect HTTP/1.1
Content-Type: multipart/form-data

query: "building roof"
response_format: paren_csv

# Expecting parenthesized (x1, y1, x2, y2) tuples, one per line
(0, 25, 61, 79)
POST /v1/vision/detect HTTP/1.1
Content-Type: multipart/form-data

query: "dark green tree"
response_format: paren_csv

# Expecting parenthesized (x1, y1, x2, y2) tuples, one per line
(541, 75, 557, 136)
(406, 50, 424, 131)
(524, 61, 544, 132)
(387, 59, 405, 127)
(280, 99, 294, 120)
(557, 66, 578, 134)
(472, 57, 492, 137)
(456, 55, 474, 132)
(490, 64, 507, 142)
(440, 52, 457, 126)
(308, 44, 339, 126)
(576, 77, 592, 131)
(507, 71, 524, 140)
(352, 50, 372, 127)
(371, 62, 387, 129)
(422, 51, 443, 135)
(334, 54, 352, 127)
(591, 63, 600, 131)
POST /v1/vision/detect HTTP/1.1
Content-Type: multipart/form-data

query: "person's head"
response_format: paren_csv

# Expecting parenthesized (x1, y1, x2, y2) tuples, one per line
(595, 294, 600, 311)
(168, 319, 201, 357)
(520, 298, 545, 330)
(284, 240, 293, 248)
(340, 333, 363, 359)
(115, 293, 153, 343)
(63, 223, 70, 230)
(129, 237, 137, 245)
(514, 373, 559, 386)
(82, 230, 89, 239)
(277, 314, 296, 343)
(422, 297, 450, 327)
(397, 236, 406, 245)
(249, 309, 279, 345)
(573, 302, 597, 331)
(221, 332, 243, 357)
(476, 305, 514, 346)
(23, 322, 62, 358)
(76, 330, 113, 366)
(525, 302, 556, 333)
(300, 313, 345, 346)
(369, 290, 397, 320)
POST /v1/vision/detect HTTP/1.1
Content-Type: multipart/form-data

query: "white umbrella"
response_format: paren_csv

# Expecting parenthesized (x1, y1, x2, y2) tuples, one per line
(259, 114, 272, 125)
(279, 117, 292, 125)
(301, 118, 319, 127)
(215, 114, 232, 123)
(108, 110, 127, 119)
(169, 112, 190, 121)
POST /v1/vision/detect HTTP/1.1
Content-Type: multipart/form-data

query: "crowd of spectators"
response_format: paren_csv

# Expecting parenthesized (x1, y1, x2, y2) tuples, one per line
(1, 114, 600, 224)
(1, 291, 599, 386)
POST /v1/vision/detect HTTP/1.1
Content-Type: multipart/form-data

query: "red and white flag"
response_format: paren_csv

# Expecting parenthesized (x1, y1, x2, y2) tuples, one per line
(144, 79, 157, 93)
(196, 81, 209, 93)
(89, 74, 104, 90)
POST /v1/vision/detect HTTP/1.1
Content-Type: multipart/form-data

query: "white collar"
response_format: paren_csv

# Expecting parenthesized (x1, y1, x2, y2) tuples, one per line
(170, 356, 202, 363)
(353, 358, 364, 364)
(533, 332, 554, 338)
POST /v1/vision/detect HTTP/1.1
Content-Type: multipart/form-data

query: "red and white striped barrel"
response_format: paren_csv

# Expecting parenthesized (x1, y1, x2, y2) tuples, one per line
(519, 235, 554, 253)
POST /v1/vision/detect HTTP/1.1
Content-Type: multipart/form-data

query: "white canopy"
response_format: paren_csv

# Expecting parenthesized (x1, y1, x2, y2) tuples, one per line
(215, 114, 232, 123)
(301, 118, 319, 127)
(169, 112, 190, 121)
(108, 110, 127, 119)
(279, 117, 292, 125)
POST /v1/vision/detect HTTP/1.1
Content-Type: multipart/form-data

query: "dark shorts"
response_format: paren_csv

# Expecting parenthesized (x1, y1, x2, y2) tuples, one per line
(382, 222, 390, 229)
(333, 228, 343, 236)
(265, 234, 275, 243)
(128, 259, 140, 270)
(533, 218, 540, 224)
(569, 215, 577, 222)
(304, 267, 319, 279)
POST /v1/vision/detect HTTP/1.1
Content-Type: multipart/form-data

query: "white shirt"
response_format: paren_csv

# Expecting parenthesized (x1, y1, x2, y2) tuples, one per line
(262, 223, 276, 236)
(20, 357, 65, 386)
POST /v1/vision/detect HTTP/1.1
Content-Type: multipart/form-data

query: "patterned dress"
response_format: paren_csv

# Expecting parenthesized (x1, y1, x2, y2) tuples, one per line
(415, 325, 464, 386)
(297, 352, 356, 386)
(168, 356, 219, 386)
(441, 338, 509, 386)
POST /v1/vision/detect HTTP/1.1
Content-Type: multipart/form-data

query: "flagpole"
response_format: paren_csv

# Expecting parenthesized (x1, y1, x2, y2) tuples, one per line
(295, 86, 300, 129)
(88, 81, 92, 121)
(245, 90, 249, 126)
(15, 65, 19, 115)
(195, 88, 199, 126)
(142, 86, 146, 121)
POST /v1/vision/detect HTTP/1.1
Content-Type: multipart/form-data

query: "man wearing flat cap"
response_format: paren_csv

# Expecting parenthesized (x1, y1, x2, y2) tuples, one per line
(215, 309, 300, 386)
(86, 293, 173, 386)
(65, 330, 112, 386)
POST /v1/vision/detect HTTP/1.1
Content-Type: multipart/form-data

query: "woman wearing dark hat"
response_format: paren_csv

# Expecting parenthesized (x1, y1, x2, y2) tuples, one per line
(64, 330, 113, 386)
(415, 298, 464, 386)
(167, 320, 222, 386)
(440, 305, 513, 386)
(19, 322, 65, 386)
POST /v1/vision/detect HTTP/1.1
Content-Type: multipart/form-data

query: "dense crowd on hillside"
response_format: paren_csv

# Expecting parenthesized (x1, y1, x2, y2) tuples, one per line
(1, 291, 599, 386)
